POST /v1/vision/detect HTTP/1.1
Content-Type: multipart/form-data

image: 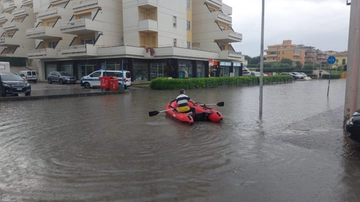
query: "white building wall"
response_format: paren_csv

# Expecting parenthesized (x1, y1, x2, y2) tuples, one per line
(33, 0, 51, 14)
(122, 0, 187, 48)
(94, 0, 123, 47)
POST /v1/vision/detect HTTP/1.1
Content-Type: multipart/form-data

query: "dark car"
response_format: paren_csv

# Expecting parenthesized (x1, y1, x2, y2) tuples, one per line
(346, 111, 360, 143)
(48, 71, 77, 84)
(0, 72, 31, 96)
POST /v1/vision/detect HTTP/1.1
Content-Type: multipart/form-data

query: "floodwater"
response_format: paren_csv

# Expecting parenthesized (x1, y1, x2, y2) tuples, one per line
(1, 79, 360, 201)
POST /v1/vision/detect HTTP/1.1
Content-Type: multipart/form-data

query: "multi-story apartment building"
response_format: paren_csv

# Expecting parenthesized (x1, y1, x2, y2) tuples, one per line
(16, 0, 244, 81)
(0, 0, 36, 57)
(264, 40, 306, 65)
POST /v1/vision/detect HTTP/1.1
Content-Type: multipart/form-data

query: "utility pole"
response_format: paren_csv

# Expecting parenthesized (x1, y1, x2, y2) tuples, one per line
(259, 0, 265, 120)
(344, 0, 360, 123)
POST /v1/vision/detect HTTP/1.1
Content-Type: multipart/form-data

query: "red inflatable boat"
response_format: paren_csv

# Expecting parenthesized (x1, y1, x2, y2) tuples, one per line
(164, 100, 223, 124)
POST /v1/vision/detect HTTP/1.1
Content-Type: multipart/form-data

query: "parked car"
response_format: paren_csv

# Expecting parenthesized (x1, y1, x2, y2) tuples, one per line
(298, 72, 312, 80)
(0, 72, 31, 96)
(48, 71, 77, 84)
(242, 67, 251, 76)
(346, 111, 360, 143)
(290, 72, 304, 79)
(18, 70, 38, 83)
(250, 71, 268, 77)
(80, 70, 132, 89)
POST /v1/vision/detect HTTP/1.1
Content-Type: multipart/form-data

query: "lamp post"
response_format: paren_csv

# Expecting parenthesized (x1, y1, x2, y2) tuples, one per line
(259, 0, 265, 119)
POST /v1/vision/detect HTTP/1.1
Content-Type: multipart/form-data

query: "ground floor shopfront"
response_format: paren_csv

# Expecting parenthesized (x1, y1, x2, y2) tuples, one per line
(43, 58, 244, 81)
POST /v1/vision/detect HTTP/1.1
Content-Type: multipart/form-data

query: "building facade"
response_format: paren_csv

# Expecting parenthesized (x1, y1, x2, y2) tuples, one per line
(0, 0, 245, 81)
(330, 51, 348, 69)
(264, 40, 306, 65)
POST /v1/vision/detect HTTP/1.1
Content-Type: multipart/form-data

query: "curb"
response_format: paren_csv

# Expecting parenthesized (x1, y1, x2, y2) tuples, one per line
(0, 90, 128, 102)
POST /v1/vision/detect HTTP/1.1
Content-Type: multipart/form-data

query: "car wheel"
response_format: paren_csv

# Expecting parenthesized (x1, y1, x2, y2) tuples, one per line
(59, 79, 64, 84)
(48, 79, 52, 84)
(25, 92, 31, 96)
(84, 82, 91, 89)
(1, 86, 6, 97)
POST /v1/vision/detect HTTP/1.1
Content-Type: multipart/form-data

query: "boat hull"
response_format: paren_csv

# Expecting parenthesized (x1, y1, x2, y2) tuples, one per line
(165, 100, 223, 124)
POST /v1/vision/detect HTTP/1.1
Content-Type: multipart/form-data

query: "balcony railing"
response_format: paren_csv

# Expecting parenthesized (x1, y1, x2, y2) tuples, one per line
(38, 7, 64, 19)
(205, 0, 222, 8)
(22, 0, 33, 5)
(61, 44, 98, 56)
(215, 12, 231, 24)
(138, 19, 158, 31)
(138, 0, 158, 6)
(26, 26, 62, 38)
(3, 1, 15, 11)
(72, 0, 99, 12)
(28, 48, 58, 58)
(12, 8, 27, 17)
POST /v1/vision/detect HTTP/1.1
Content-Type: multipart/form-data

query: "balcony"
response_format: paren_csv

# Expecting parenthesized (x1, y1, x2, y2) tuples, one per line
(0, 13, 13, 24)
(3, 1, 16, 12)
(38, 7, 69, 20)
(61, 44, 98, 56)
(3, 22, 22, 31)
(215, 30, 242, 43)
(22, 0, 33, 6)
(12, 7, 31, 18)
(72, 0, 99, 12)
(26, 26, 62, 39)
(138, 19, 158, 32)
(204, 0, 222, 8)
(219, 50, 243, 61)
(0, 37, 20, 46)
(213, 11, 232, 24)
(138, 0, 158, 8)
(28, 48, 59, 59)
(60, 19, 102, 35)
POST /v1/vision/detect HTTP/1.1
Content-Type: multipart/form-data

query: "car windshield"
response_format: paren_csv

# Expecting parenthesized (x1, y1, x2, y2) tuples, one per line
(1, 74, 25, 81)
(59, 71, 72, 76)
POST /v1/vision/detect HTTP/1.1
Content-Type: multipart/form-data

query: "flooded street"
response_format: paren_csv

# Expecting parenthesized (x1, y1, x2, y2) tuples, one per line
(1, 79, 360, 201)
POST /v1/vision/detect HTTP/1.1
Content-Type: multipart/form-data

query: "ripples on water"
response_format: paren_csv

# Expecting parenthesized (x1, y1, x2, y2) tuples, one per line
(0, 79, 358, 201)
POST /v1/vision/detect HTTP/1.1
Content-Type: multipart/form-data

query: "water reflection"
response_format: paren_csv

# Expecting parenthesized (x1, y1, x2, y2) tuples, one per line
(1, 79, 360, 201)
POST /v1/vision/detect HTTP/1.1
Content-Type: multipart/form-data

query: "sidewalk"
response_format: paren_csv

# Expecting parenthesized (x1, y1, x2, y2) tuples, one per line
(0, 83, 128, 102)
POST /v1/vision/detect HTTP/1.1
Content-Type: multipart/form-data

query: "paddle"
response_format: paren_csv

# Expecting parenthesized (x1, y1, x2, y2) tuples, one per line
(148, 109, 174, 117)
(149, 102, 224, 117)
(198, 102, 224, 107)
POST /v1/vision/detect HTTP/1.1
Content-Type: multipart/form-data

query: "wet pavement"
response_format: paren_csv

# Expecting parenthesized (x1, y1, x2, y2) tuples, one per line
(1, 79, 360, 201)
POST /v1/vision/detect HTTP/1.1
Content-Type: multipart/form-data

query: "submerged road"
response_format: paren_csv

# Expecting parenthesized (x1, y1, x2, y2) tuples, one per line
(1, 79, 360, 201)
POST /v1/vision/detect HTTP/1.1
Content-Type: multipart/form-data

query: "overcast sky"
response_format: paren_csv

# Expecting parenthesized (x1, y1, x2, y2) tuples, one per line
(222, 0, 351, 57)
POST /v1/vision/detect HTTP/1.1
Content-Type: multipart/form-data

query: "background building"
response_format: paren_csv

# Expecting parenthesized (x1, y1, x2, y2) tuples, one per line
(264, 40, 306, 65)
(0, 0, 246, 81)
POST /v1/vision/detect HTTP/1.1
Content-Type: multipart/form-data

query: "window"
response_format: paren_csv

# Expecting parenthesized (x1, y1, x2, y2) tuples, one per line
(187, 0, 190, 9)
(48, 41, 57, 48)
(219, 44, 225, 50)
(81, 38, 94, 45)
(151, 12, 156, 20)
(173, 16, 177, 27)
(342, 59, 346, 65)
(187, 21, 190, 30)
(187, 41, 190, 49)
(173, 38, 177, 47)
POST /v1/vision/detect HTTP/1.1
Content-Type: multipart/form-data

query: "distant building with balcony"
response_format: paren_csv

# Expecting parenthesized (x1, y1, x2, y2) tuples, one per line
(19, 0, 245, 82)
(264, 40, 306, 65)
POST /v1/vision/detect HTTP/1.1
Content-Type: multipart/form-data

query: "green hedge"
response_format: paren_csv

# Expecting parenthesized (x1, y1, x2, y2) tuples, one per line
(149, 75, 294, 90)
(321, 74, 341, 79)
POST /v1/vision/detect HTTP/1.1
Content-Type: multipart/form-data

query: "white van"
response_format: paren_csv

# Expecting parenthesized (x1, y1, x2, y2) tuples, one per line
(80, 70, 131, 89)
(18, 70, 38, 83)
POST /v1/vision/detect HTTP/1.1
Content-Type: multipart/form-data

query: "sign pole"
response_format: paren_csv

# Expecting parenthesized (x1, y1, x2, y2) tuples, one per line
(259, 0, 265, 120)
(327, 56, 336, 97)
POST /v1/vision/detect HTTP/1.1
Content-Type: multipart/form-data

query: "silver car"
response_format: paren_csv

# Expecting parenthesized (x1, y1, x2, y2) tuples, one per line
(47, 71, 77, 84)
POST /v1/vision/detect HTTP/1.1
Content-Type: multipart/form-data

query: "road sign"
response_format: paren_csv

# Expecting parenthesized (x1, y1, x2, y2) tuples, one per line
(327, 56, 336, 65)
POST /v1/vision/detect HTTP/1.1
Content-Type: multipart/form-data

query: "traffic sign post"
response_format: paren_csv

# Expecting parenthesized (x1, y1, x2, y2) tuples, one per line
(326, 56, 336, 97)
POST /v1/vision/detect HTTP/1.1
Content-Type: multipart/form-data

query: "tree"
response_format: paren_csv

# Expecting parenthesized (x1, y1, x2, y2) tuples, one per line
(244, 55, 252, 65)
(279, 58, 293, 66)
(295, 61, 303, 70)
(250, 56, 261, 65)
